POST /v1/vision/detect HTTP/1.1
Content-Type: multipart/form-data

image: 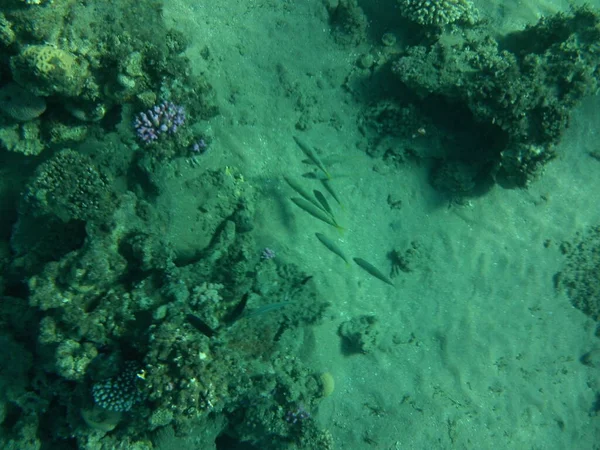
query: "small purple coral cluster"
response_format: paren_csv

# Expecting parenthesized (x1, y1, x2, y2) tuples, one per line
(261, 247, 276, 260)
(285, 404, 310, 425)
(134, 101, 185, 143)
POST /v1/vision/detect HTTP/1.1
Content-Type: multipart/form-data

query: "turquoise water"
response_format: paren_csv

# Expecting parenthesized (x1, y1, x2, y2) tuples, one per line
(0, 0, 599, 448)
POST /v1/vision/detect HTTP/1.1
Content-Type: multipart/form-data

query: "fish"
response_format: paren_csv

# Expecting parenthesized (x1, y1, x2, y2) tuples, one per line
(301, 155, 340, 168)
(353, 257, 395, 287)
(321, 178, 343, 208)
(315, 233, 349, 264)
(290, 197, 342, 230)
(186, 314, 217, 337)
(284, 176, 324, 211)
(223, 292, 250, 325)
(293, 136, 331, 179)
(189, 291, 253, 335)
(302, 171, 350, 181)
(243, 302, 291, 319)
(313, 190, 333, 217)
(301, 171, 330, 181)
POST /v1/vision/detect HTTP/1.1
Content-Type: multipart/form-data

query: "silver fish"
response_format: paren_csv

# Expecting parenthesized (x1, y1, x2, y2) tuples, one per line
(313, 190, 333, 217)
(315, 233, 349, 264)
(284, 176, 324, 211)
(293, 136, 331, 179)
(290, 197, 342, 230)
(353, 257, 395, 287)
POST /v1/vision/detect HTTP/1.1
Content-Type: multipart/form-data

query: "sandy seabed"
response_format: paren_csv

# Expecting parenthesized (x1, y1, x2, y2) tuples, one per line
(163, 0, 600, 447)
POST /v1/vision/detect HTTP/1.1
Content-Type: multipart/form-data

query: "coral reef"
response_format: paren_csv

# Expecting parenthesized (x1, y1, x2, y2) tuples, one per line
(398, 0, 478, 27)
(22, 148, 112, 222)
(0, 0, 216, 157)
(388, 6, 600, 187)
(133, 101, 186, 144)
(10, 45, 89, 97)
(1, 153, 333, 449)
(92, 361, 145, 412)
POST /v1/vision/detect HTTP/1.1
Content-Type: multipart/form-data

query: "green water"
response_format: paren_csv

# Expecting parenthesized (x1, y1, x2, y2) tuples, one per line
(0, 0, 599, 449)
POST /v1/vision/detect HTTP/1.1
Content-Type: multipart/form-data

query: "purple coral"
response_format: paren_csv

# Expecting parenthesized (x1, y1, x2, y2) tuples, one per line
(285, 404, 310, 424)
(134, 101, 185, 143)
(261, 247, 276, 260)
(190, 138, 208, 154)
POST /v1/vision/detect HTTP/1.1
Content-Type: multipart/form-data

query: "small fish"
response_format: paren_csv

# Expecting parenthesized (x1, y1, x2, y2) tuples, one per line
(315, 233, 349, 264)
(293, 136, 331, 179)
(244, 302, 291, 319)
(291, 197, 342, 230)
(301, 171, 330, 181)
(313, 190, 333, 217)
(353, 257, 395, 287)
(321, 178, 343, 208)
(302, 155, 340, 167)
(284, 176, 324, 211)
(223, 292, 250, 325)
(299, 275, 313, 285)
(186, 314, 217, 337)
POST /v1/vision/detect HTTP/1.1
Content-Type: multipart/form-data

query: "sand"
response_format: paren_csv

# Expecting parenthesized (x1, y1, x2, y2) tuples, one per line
(161, 0, 600, 447)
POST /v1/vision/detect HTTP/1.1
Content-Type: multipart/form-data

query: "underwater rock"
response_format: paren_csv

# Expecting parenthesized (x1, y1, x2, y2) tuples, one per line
(391, 6, 600, 187)
(338, 315, 380, 354)
(81, 406, 122, 432)
(430, 159, 478, 196)
(325, 0, 369, 46)
(0, 82, 46, 121)
(319, 372, 335, 398)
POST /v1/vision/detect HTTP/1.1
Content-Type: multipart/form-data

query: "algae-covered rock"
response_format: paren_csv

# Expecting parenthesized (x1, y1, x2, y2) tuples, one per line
(0, 82, 46, 121)
(391, 6, 600, 187)
(338, 315, 380, 354)
(81, 406, 122, 432)
(47, 121, 89, 145)
(0, 12, 15, 46)
(55, 339, 98, 381)
(10, 45, 89, 97)
(325, 0, 369, 46)
(0, 120, 44, 155)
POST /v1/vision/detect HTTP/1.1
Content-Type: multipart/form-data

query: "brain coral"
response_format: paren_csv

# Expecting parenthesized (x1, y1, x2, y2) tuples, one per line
(398, 0, 477, 26)
(10, 45, 88, 97)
